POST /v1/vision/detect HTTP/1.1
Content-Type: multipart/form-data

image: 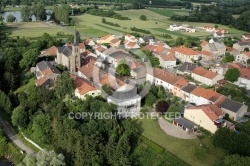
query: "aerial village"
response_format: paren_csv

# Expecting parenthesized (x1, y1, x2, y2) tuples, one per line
(33, 28, 250, 134)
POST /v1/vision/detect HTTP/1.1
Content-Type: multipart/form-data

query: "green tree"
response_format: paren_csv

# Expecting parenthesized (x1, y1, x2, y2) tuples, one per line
(31, 113, 51, 144)
(6, 14, 16, 22)
(116, 62, 131, 76)
(54, 72, 74, 99)
(222, 53, 235, 63)
(0, 90, 12, 113)
(11, 106, 28, 129)
(245, 47, 250, 52)
(18, 149, 65, 166)
(221, 154, 250, 166)
(19, 48, 39, 69)
(102, 18, 106, 23)
(21, 6, 31, 22)
(224, 68, 240, 82)
(214, 24, 218, 28)
(32, 2, 46, 21)
(145, 92, 155, 106)
(139, 15, 147, 21)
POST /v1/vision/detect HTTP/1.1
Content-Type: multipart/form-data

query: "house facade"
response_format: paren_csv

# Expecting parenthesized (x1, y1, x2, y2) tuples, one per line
(184, 104, 223, 133)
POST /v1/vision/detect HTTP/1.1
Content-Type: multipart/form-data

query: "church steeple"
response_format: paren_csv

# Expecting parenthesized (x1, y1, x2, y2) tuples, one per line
(73, 27, 79, 46)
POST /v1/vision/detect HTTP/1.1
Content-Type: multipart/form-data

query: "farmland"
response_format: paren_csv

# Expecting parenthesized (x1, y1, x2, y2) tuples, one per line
(4, 9, 247, 39)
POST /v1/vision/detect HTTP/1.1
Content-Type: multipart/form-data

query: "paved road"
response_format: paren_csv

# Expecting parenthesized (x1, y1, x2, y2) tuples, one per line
(158, 118, 197, 139)
(0, 118, 34, 154)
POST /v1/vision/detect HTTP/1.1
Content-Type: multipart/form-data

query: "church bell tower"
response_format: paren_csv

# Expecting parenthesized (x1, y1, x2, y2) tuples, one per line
(72, 28, 81, 72)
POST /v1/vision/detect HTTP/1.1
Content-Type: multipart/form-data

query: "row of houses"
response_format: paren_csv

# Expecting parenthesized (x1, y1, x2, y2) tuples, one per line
(146, 67, 247, 122)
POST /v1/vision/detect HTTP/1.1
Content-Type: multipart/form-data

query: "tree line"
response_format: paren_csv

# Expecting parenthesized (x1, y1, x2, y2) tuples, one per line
(170, 1, 250, 32)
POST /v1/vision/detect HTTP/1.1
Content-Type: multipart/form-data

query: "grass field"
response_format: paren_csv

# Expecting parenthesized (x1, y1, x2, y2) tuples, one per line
(6, 22, 71, 38)
(137, 118, 227, 166)
(148, 8, 190, 17)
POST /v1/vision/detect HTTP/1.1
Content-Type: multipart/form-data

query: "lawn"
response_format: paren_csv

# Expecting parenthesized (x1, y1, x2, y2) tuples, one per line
(6, 22, 71, 38)
(15, 77, 35, 94)
(137, 117, 227, 166)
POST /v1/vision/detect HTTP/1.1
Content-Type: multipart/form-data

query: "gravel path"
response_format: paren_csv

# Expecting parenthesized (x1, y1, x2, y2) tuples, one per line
(158, 118, 196, 139)
(0, 118, 34, 154)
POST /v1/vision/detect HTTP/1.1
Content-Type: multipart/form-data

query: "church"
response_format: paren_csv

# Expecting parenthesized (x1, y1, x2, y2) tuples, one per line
(56, 29, 86, 73)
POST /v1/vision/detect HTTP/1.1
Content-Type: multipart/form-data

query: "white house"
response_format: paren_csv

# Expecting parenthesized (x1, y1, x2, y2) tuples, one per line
(107, 86, 141, 118)
(73, 76, 101, 100)
(191, 67, 224, 86)
(158, 52, 176, 69)
(235, 52, 250, 64)
(234, 68, 250, 90)
(173, 46, 200, 63)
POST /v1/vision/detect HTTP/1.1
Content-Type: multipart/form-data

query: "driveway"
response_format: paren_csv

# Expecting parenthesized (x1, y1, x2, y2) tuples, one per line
(0, 118, 34, 154)
(158, 118, 196, 139)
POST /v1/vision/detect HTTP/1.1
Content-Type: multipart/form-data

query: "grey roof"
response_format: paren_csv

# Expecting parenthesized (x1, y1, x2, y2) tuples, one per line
(109, 87, 140, 103)
(103, 47, 119, 55)
(238, 41, 250, 46)
(142, 36, 155, 42)
(173, 117, 196, 129)
(109, 51, 128, 59)
(177, 62, 197, 72)
(181, 83, 197, 93)
(220, 98, 243, 113)
(36, 61, 53, 71)
(58, 46, 72, 57)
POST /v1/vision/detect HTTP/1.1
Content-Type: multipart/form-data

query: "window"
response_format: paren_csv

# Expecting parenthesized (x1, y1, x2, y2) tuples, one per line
(92, 93, 95, 95)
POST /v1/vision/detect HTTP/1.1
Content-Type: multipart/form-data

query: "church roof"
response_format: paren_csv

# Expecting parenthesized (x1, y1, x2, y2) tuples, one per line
(58, 46, 72, 57)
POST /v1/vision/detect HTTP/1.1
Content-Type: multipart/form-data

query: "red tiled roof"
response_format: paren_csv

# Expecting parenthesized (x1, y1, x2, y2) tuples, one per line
(142, 45, 157, 51)
(229, 63, 244, 69)
(191, 87, 217, 100)
(35, 77, 49, 86)
(99, 73, 125, 90)
(199, 50, 213, 56)
(78, 56, 97, 79)
(192, 67, 218, 79)
(190, 104, 222, 121)
(95, 46, 105, 52)
(240, 68, 250, 80)
(150, 68, 182, 85)
(126, 41, 137, 48)
(174, 46, 199, 56)
(74, 76, 97, 95)
(100, 34, 112, 41)
(174, 78, 188, 89)
(41, 46, 57, 56)
(110, 38, 120, 44)
(201, 41, 208, 47)
(161, 52, 176, 61)
(244, 52, 250, 58)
